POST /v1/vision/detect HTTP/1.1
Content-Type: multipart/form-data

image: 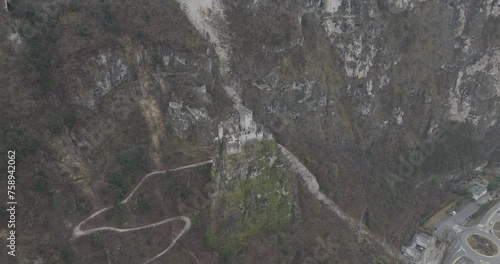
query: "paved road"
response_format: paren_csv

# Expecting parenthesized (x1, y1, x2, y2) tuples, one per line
(440, 199, 500, 264)
(435, 203, 480, 238)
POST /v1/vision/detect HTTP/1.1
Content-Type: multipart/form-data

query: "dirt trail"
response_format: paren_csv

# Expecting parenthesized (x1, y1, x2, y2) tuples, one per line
(71, 160, 213, 264)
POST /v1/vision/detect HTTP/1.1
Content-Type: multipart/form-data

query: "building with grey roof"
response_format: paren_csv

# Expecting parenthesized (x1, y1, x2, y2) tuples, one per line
(469, 184, 487, 200)
(401, 231, 438, 263)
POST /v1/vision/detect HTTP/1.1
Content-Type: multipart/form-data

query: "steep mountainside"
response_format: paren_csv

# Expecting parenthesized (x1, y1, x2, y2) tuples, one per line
(0, 0, 499, 263)
(232, 0, 500, 238)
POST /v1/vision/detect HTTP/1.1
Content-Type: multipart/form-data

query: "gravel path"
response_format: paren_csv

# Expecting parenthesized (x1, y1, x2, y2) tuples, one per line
(71, 160, 212, 264)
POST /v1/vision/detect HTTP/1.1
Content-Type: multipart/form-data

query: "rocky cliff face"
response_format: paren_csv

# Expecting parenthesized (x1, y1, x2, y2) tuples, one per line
(209, 139, 299, 261)
(225, 0, 500, 236)
(1, 0, 499, 263)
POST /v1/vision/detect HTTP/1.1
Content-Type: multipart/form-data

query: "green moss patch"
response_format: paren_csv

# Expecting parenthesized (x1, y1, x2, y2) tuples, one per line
(210, 140, 295, 259)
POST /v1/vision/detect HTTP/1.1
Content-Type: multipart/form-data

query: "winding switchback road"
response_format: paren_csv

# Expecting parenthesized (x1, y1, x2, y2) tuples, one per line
(71, 160, 213, 264)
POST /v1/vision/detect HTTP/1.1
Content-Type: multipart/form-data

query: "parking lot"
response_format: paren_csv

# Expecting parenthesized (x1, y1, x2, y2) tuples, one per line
(433, 202, 480, 238)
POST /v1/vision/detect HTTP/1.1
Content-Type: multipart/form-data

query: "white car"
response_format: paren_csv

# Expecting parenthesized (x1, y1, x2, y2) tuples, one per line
(451, 211, 456, 216)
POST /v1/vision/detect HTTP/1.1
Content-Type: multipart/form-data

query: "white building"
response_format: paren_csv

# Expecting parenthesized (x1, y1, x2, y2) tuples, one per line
(217, 106, 263, 154)
(401, 232, 438, 264)
(469, 184, 487, 201)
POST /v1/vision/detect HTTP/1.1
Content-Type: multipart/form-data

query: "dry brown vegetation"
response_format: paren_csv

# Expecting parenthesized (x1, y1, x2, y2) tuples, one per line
(2, 0, 499, 263)
(467, 235, 498, 257)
